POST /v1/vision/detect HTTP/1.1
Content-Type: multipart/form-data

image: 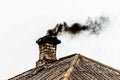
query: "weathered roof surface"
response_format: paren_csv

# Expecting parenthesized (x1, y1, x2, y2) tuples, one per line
(9, 54, 120, 80)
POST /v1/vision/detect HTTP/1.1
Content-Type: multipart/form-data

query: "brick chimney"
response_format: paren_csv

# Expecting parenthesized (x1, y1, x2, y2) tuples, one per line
(36, 36, 61, 67)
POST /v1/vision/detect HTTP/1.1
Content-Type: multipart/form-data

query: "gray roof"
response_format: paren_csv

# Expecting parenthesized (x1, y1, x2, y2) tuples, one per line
(9, 54, 120, 80)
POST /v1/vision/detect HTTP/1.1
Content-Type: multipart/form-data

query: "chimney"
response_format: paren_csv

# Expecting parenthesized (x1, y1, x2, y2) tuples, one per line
(36, 36, 61, 67)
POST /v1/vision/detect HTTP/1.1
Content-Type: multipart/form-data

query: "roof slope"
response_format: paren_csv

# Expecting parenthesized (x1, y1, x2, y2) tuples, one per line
(9, 54, 120, 80)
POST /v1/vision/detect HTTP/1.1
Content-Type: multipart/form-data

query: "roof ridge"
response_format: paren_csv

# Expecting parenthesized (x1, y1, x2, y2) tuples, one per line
(63, 54, 79, 80)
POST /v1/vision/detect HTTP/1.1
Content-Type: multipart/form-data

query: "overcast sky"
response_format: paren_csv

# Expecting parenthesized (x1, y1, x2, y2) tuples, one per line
(0, 0, 120, 80)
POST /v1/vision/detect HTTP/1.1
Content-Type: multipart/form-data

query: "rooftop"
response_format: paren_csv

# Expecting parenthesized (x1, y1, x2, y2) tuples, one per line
(9, 54, 120, 80)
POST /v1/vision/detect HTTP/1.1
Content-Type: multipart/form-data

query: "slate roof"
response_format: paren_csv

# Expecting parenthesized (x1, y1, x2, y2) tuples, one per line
(9, 54, 120, 80)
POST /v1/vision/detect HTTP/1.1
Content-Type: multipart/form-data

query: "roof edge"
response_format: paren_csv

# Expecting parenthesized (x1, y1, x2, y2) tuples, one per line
(8, 67, 35, 80)
(78, 53, 120, 73)
(58, 53, 77, 60)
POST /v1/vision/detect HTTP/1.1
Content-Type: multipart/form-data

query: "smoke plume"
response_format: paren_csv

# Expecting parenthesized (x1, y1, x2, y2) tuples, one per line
(47, 16, 109, 37)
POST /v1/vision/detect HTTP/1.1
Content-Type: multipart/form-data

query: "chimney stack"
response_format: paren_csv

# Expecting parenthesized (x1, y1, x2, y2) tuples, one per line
(36, 36, 61, 67)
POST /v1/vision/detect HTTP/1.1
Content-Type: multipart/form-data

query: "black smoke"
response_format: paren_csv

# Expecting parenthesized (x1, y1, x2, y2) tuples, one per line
(47, 16, 109, 37)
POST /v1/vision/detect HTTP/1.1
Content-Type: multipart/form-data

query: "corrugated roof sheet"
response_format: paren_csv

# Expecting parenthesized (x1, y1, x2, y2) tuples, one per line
(9, 54, 120, 80)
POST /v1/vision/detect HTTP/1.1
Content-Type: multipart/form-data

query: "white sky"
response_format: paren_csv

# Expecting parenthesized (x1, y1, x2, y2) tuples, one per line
(0, 0, 120, 80)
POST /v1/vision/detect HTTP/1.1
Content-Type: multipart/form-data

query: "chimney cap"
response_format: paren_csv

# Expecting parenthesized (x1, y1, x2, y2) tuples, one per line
(36, 36, 61, 45)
